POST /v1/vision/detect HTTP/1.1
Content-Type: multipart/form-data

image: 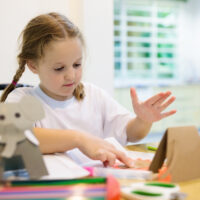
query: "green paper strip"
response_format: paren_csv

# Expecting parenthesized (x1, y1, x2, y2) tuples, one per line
(132, 190, 162, 197)
(145, 182, 175, 188)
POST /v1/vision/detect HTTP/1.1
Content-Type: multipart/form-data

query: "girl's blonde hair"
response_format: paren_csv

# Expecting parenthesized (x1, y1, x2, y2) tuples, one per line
(0, 12, 85, 102)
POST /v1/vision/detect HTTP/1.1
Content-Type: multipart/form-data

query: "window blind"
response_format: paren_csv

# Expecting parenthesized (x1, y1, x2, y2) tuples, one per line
(114, 0, 185, 87)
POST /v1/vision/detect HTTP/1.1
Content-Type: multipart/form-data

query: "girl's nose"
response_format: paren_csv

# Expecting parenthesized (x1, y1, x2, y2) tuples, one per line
(64, 67, 75, 80)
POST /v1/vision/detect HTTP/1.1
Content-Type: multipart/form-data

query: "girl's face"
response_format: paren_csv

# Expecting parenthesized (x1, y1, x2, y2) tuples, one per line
(28, 37, 83, 101)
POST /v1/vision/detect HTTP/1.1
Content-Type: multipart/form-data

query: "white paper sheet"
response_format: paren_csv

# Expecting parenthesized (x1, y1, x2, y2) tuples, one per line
(41, 153, 89, 179)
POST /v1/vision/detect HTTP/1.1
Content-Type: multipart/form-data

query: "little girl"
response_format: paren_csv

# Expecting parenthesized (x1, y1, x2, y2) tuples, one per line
(0, 12, 176, 167)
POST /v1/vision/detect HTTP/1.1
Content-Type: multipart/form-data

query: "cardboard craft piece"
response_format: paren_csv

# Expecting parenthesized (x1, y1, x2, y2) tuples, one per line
(149, 126, 200, 182)
(0, 96, 48, 179)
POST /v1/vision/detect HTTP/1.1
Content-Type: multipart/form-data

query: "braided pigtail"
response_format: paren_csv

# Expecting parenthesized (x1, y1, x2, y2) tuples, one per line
(0, 60, 26, 102)
(73, 82, 85, 101)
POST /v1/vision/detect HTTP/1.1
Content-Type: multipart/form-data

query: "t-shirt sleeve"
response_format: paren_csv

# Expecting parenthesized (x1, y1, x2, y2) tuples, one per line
(99, 88, 135, 146)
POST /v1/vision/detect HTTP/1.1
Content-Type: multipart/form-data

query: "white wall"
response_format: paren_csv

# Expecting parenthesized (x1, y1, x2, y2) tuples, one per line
(81, 0, 114, 94)
(179, 0, 200, 82)
(0, 0, 114, 94)
(0, 0, 70, 86)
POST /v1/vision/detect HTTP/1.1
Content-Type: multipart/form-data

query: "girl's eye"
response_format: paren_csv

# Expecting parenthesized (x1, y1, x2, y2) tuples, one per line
(73, 63, 81, 68)
(54, 67, 64, 71)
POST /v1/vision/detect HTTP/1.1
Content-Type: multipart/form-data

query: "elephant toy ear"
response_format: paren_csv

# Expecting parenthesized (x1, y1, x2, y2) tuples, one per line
(18, 96, 45, 121)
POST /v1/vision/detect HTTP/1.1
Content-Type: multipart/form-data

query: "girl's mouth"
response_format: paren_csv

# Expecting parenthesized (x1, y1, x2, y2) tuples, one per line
(63, 83, 74, 87)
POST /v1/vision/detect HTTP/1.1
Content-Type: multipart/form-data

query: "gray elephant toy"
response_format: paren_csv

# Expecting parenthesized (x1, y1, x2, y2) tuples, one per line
(0, 96, 48, 179)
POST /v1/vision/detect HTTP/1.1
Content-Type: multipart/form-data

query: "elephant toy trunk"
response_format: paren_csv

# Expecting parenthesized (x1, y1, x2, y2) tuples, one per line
(0, 125, 26, 158)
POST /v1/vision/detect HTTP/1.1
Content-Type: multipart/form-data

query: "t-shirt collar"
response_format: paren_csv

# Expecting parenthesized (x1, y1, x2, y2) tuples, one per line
(34, 86, 75, 108)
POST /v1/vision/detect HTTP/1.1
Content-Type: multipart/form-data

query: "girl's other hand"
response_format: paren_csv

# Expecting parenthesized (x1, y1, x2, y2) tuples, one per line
(130, 87, 176, 123)
(78, 134, 134, 167)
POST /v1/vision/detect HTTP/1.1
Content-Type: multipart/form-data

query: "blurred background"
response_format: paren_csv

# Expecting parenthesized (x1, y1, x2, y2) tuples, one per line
(0, 0, 200, 143)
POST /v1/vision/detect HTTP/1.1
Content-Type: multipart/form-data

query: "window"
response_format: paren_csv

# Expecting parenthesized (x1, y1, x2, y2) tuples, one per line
(114, 0, 200, 138)
(114, 0, 185, 87)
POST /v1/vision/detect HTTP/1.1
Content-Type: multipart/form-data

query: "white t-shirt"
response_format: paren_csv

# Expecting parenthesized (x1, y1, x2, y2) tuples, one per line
(6, 82, 134, 145)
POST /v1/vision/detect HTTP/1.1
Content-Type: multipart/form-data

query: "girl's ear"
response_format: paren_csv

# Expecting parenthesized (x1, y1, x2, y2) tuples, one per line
(27, 60, 38, 74)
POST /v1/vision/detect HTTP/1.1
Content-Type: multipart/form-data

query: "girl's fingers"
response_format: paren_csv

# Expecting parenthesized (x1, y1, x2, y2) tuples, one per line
(95, 148, 118, 167)
(152, 91, 172, 107)
(106, 152, 117, 166)
(160, 110, 177, 119)
(117, 155, 134, 168)
(95, 149, 107, 162)
(112, 149, 134, 168)
(103, 143, 134, 167)
(130, 88, 139, 106)
(145, 92, 165, 105)
(98, 149, 134, 167)
(159, 96, 176, 112)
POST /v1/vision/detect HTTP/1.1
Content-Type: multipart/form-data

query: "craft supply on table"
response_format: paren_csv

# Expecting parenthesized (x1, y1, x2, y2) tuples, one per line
(121, 181, 187, 200)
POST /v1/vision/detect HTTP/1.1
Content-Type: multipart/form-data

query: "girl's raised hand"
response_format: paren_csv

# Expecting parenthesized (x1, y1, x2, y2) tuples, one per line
(130, 88, 176, 123)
